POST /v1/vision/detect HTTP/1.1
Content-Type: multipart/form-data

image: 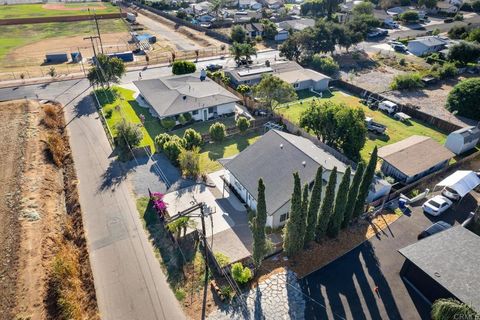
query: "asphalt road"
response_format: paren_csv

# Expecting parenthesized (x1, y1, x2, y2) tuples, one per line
(301, 194, 476, 320)
(0, 51, 280, 319)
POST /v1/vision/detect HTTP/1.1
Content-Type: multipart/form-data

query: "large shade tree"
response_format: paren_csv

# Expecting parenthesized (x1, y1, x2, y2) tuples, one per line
(446, 77, 480, 120)
(88, 54, 126, 87)
(253, 75, 297, 113)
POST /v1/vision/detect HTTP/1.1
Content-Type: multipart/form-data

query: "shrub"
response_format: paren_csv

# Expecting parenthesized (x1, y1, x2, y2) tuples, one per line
(448, 41, 480, 64)
(473, 0, 480, 12)
(163, 136, 185, 164)
(220, 286, 234, 301)
(43, 104, 62, 129)
(390, 73, 424, 90)
(104, 109, 113, 119)
(231, 262, 252, 285)
(115, 119, 143, 154)
(175, 288, 186, 301)
(183, 112, 192, 122)
(46, 132, 66, 167)
(438, 62, 458, 79)
(172, 60, 196, 75)
(454, 13, 463, 21)
(177, 114, 187, 125)
(209, 122, 226, 142)
(310, 55, 339, 76)
(236, 117, 251, 134)
(214, 252, 231, 268)
(255, 35, 263, 42)
(447, 78, 480, 120)
(448, 25, 469, 39)
(178, 147, 200, 178)
(399, 10, 419, 22)
(183, 128, 202, 150)
(161, 117, 176, 131)
(155, 133, 172, 151)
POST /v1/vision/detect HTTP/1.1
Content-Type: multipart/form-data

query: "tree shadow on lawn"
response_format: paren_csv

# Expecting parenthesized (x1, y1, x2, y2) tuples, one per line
(367, 132, 390, 143)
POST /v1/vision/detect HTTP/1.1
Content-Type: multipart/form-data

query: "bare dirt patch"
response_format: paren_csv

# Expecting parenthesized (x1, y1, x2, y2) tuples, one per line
(0, 100, 98, 320)
(256, 210, 402, 280)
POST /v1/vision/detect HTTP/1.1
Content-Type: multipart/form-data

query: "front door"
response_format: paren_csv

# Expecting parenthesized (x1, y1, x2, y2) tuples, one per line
(203, 109, 208, 121)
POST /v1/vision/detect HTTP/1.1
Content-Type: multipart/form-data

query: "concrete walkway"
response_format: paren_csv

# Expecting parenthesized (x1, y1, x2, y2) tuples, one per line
(208, 269, 306, 320)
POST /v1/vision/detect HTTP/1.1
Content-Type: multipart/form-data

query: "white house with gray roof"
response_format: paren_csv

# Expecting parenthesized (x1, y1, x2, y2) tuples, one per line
(133, 73, 240, 122)
(407, 36, 448, 56)
(221, 130, 349, 228)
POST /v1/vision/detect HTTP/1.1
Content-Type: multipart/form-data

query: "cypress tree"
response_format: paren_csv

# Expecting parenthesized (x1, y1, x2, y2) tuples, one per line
(353, 147, 378, 219)
(283, 172, 302, 257)
(305, 166, 323, 246)
(342, 162, 364, 228)
(298, 183, 309, 248)
(327, 167, 351, 238)
(252, 178, 267, 269)
(315, 167, 337, 242)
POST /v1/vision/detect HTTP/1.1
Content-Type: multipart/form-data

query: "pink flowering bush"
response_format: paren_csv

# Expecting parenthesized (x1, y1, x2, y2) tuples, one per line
(151, 192, 168, 216)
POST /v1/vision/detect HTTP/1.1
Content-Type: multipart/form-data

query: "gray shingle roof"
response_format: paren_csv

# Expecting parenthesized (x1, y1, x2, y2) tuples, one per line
(453, 126, 480, 143)
(399, 226, 480, 312)
(410, 36, 447, 48)
(223, 130, 348, 214)
(133, 74, 240, 118)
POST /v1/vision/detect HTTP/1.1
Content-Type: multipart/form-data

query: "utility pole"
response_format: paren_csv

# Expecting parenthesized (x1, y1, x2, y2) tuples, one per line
(199, 204, 209, 320)
(84, 35, 100, 60)
(89, 8, 104, 54)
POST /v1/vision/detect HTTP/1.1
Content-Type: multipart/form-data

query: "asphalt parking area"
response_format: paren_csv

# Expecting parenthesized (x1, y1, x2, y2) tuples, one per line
(301, 193, 477, 320)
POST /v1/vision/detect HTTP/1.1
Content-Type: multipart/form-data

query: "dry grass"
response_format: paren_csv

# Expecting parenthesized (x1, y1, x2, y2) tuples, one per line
(43, 104, 62, 129)
(45, 132, 66, 167)
(48, 243, 84, 320)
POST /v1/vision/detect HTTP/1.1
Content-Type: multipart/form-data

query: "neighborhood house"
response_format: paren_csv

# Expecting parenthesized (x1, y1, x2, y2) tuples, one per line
(133, 74, 240, 122)
(378, 135, 454, 183)
(221, 129, 349, 228)
(225, 61, 331, 92)
(407, 36, 448, 56)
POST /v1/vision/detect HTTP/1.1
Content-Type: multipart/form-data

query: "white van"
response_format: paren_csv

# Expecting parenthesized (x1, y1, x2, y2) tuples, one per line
(378, 101, 398, 114)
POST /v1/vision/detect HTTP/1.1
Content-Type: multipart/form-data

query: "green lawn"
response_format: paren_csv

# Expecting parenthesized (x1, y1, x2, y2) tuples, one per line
(0, 19, 127, 65)
(0, 2, 118, 19)
(277, 90, 447, 161)
(99, 86, 262, 172)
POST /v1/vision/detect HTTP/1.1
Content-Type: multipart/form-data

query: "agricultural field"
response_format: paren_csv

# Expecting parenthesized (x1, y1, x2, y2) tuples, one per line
(98, 87, 262, 172)
(0, 19, 130, 71)
(0, 2, 119, 19)
(277, 89, 447, 161)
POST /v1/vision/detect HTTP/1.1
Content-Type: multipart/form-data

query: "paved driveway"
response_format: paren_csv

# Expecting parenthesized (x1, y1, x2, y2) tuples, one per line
(301, 194, 477, 320)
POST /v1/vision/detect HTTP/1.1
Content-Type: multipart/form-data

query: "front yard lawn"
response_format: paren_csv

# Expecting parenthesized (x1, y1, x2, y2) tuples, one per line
(277, 90, 447, 161)
(97, 86, 262, 172)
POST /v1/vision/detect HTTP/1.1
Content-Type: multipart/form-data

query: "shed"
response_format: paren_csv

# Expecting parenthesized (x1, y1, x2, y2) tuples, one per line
(45, 52, 68, 64)
(444, 126, 480, 155)
(399, 226, 480, 312)
(435, 170, 480, 198)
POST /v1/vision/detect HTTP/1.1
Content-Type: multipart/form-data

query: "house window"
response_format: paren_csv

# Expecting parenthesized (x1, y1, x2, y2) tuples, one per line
(293, 83, 299, 88)
(208, 106, 216, 114)
(280, 212, 289, 222)
(192, 110, 199, 115)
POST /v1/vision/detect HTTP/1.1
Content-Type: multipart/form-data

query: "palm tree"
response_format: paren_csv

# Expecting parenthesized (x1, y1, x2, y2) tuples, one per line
(210, 0, 225, 19)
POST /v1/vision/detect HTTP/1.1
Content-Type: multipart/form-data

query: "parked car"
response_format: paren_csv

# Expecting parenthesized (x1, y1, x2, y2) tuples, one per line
(442, 186, 461, 201)
(367, 28, 388, 38)
(378, 100, 398, 114)
(444, 18, 454, 23)
(393, 44, 407, 52)
(365, 117, 387, 134)
(417, 221, 452, 240)
(422, 195, 453, 216)
(206, 64, 223, 71)
(384, 21, 399, 29)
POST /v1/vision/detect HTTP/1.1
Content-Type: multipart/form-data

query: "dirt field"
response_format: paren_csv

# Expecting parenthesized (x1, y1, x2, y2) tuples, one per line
(0, 100, 98, 320)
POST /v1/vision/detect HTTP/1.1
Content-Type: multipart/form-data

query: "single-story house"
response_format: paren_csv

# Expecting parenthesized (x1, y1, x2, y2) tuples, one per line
(277, 18, 315, 32)
(445, 126, 480, 155)
(221, 129, 389, 228)
(244, 22, 264, 37)
(407, 36, 448, 56)
(238, 0, 262, 9)
(427, 0, 462, 14)
(274, 28, 289, 42)
(186, 1, 211, 15)
(221, 129, 350, 228)
(260, 0, 283, 9)
(399, 226, 480, 313)
(378, 135, 454, 184)
(233, 10, 262, 23)
(133, 73, 240, 122)
(225, 61, 331, 91)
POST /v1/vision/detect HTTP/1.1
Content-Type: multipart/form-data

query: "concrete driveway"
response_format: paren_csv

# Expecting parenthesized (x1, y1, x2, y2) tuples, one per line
(301, 193, 477, 320)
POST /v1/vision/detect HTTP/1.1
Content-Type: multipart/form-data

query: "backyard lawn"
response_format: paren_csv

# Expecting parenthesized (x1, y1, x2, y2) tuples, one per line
(0, 2, 118, 19)
(277, 90, 447, 161)
(98, 86, 262, 172)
